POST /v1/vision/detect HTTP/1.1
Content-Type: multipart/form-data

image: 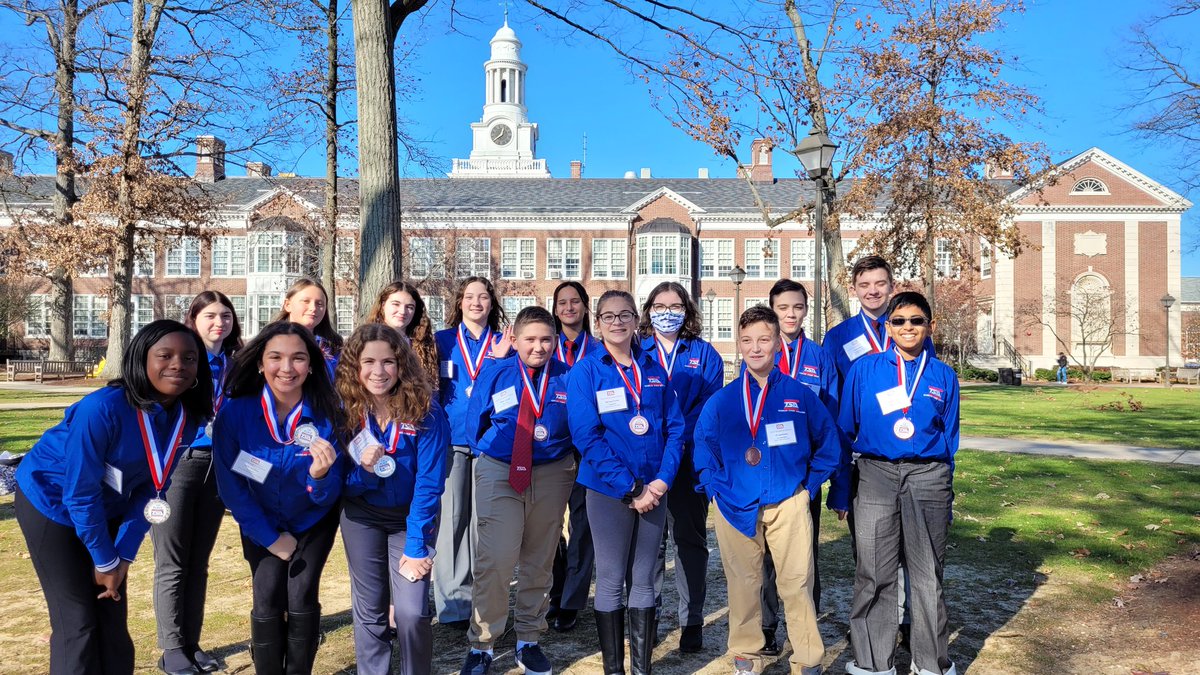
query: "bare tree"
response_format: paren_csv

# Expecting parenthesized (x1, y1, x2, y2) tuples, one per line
(1022, 279, 1134, 381)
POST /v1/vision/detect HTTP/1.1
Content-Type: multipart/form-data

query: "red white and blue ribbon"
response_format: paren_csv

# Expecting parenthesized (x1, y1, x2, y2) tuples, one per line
(556, 334, 588, 365)
(138, 407, 188, 494)
(895, 348, 929, 415)
(364, 413, 403, 454)
(261, 385, 303, 444)
(654, 337, 680, 378)
(211, 353, 226, 414)
(741, 371, 769, 441)
(457, 324, 494, 383)
(860, 313, 891, 354)
(613, 357, 643, 411)
(518, 360, 551, 419)
(777, 332, 804, 379)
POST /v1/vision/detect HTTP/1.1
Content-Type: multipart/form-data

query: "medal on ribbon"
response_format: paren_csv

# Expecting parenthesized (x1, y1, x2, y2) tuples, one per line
(741, 371, 768, 466)
(893, 349, 928, 440)
(457, 324, 494, 396)
(139, 407, 188, 524)
(654, 337, 680, 379)
(261, 385, 305, 445)
(556, 334, 588, 366)
(614, 358, 650, 436)
(519, 360, 551, 442)
(860, 313, 891, 354)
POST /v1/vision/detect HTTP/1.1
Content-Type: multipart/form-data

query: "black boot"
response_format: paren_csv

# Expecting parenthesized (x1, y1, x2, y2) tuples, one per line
(628, 607, 656, 675)
(285, 608, 322, 675)
(250, 614, 286, 675)
(594, 608, 626, 675)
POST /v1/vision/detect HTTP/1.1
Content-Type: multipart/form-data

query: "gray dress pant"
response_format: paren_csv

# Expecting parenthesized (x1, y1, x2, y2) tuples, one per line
(849, 458, 953, 675)
(433, 445, 474, 623)
(587, 489, 668, 612)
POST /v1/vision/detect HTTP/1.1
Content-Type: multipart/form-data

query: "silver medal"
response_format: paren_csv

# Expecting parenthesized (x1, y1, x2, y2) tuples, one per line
(145, 498, 172, 524)
(374, 455, 396, 477)
(294, 423, 320, 448)
(533, 424, 549, 442)
(205, 422, 213, 437)
(628, 415, 650, 436)
(893, 417, 915, 440)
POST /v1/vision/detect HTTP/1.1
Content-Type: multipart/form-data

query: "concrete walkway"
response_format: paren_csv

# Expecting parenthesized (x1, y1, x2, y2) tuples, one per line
(962, 435, 1200, 466)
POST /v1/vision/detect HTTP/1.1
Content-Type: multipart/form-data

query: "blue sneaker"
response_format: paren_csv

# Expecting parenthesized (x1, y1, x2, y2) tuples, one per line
(460, 650, 493, 675)
(516, 643, 553, 675)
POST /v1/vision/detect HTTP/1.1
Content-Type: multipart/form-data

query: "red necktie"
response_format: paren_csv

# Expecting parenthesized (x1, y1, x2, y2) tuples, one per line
(509, 368, 535, 494)
(565, 340, 576, 366)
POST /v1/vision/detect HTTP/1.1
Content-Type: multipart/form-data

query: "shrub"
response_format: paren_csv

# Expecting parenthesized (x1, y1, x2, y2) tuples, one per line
(956, 365, 999, 382)
(1034, 367, 1111, 382)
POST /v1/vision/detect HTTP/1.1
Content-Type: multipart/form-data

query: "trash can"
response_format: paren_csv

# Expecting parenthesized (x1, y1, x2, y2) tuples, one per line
(1013, 369, 1023, 386)
(998, 367, 1013, 385)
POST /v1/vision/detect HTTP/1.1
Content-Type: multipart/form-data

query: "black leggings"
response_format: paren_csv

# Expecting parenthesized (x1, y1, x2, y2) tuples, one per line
(241, 506, 340, 618)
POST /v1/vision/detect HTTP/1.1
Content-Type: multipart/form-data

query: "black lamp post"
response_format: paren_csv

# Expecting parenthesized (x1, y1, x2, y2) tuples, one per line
(704, 288, 717, 342)
(728, 265, 746, 364)
(793, 129, 838, 341)
(1162, 293, 1176, 386)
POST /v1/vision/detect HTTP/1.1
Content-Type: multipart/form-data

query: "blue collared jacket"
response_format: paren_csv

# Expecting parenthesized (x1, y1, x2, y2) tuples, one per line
(343, 403, 449, 557)
(823, 311, 936, 383)
(741, 332, 840, 419)
(16, 386, 200, 571)
(640, 335, 724, 445)
(212, 395, 344, 549)
(467, 356, 573, 465)
(189, 350, 228, 449)
(566, 346, 685, 499)
(693, 370, 845, 537)
(436, 325, 502, 447)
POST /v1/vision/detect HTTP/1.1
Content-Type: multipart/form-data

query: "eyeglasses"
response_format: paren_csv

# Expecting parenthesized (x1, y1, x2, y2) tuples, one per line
(888, 316, 929, 327)
(651, 303, 686, 313)
(597, 311, 638, 325)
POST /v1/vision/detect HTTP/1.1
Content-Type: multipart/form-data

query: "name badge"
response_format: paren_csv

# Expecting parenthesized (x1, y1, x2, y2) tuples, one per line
(492, 386, 519, 413)
(843, 334, 872, 362)
(596, 387, 628, 414)
(231, 450, 273, 484)
(349, 428, 380, 464)
(876, 385, 911, 416)
(766, 421, 798, 447)
(103, 463, 123, 494)
(439, 360, 456, 378)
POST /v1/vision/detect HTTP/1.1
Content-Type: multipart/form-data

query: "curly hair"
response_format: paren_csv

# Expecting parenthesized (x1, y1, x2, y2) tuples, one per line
(270, 276, 344, 356)
(448, 276, 508, 330)
(335, 323, 433, 438)
(365, 280, 440, 391)
(637, 281, 704, 340)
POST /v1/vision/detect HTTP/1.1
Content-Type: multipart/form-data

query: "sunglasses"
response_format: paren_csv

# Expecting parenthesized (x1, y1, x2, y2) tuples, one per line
(888, 316, 929, 327)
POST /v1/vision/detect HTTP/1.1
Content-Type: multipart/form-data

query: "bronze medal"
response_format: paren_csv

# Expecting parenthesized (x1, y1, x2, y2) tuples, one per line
(745, 446, 761, 466)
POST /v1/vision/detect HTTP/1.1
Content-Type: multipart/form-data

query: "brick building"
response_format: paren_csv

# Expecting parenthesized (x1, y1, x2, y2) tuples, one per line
(0, 21, 1191, 370)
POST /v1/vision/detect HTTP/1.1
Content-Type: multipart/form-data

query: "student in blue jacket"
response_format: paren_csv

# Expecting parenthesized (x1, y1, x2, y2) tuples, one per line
(547, 281, 604, 633)
(432, 276, 513, 626)
(459, 306, 576, 675)
(151, 292, 242, 675)
(334, 323, 448, 675)
(567, 289, 685, 675)
(637, 281, 723, 653)
(838, 292, 960, 675)
(365, 279, 442, 390)
(693, 305, 844, 675)
(212, 321, 345, 675)
(758, 279, 841, 655)
(272, 276, 342, 378)
(15, 319, 210, 675)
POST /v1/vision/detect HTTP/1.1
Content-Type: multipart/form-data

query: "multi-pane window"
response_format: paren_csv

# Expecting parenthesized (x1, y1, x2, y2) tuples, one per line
(842, 239, 859, 265)
(502, 296, 538, 319)
(131, 295, 155, 333)
(591, 238, 627, 279)
(425, 296, 446, 331)
(249, 232, 307, 275)
(637, 234, 690, 277)
(335, 296, 355, 336)
(701, 297, 734, 340)
(935, 238, 956, 278)
(134, 236, 155, 277)
(163, 295, 191, 322)
(744, 239, 779, 279)
(700, 239, 734, 279)
(228, 295, 247, 326)
(547, 238, 582, 279)
(72, 295, 108, 338)
(456, 237, 491, 278)
(980, 238, 992, 279)
(744, 297, 768, 311)
(248, 293, 283, 335)
(409, 237, 446, 279)
(212, 236, 247, 277)
(81, 264, 109, 278)
(166, 237, 202, 277)
(335, 236, 356, 280)
(790, 239, 815, 280)
(26, 295, 51, 338)
(500, 238, 536, 279)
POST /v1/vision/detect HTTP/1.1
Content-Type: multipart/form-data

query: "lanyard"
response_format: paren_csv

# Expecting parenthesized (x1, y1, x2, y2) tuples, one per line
(777, 332, 804, 378)
(517, 361, 551, 419)
(613, 357, 643, 411)
(557, 334, 588, 365)
(895, 348, 929, 415)
(137, 407, 187, 494)
(260, 385, 304, 444)
(364, 413, 403, 455)
(860, 313, 891, 353)
(211, 353, 226, 413)
(741, 371, 769, 441)
(653, 337, 681, 378)
(457, 324, 493, 382)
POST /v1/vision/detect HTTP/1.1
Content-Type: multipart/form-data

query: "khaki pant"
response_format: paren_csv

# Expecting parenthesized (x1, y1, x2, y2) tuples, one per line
(714, 489, 823, 673)
(468, 453, 577, 648)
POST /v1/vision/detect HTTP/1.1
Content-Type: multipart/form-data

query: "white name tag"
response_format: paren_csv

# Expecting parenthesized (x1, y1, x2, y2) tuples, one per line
(766, 421, 798, 447)
(492, 386, 519, 413)
(876, 385, 911, 415)
(231, 450, 273, 484)
(843, 334, 873, 362)
(103, 463, 123, 493)
(596, 387, 628, 414)
(349, 428, 380, 464)
(439, 360, 456, 378)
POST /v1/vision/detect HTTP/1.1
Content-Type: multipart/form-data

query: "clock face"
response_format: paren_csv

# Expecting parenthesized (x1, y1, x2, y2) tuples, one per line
(490, 124, 513, 146)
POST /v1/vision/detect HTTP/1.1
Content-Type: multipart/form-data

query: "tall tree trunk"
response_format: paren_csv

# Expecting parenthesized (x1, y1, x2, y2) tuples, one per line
(48, 0, 80, 360)
(320, 0, 339, 325)
(352, 0, 402, 317)
(48, 270, 73, 360)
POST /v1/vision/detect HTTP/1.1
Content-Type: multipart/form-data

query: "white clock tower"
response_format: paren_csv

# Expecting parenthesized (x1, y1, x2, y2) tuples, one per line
(450, 20, 550, 178)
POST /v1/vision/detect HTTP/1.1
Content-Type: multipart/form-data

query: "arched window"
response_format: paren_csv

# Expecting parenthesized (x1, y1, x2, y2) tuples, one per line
(1070, 177, 1108, 194)
(1070, 273, 1111, 350)
(500, 79, 507, 103)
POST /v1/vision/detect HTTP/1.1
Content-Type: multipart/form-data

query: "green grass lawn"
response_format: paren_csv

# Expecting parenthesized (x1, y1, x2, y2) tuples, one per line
(0, 388, 89, 404)
(961, 385, 1200, 449)
(0, 410, 67, 454)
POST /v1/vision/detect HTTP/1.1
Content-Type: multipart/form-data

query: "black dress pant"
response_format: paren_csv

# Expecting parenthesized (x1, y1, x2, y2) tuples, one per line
(241, 505, 340, 618)
(549, 480, 595, 612)
(150, 449, 226, 650)
(656, 451, 710, 626)
(15, 486, 134, 675)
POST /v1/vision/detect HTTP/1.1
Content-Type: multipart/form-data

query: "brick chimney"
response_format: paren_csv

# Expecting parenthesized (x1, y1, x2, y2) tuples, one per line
(194, 135, 226, 183)
(984, 161, 1013, 180)
(746, 138, 774, 183)
(570, 160, 582, 180)
(0, 149, 13, 175)
(247, 161, 272, 178)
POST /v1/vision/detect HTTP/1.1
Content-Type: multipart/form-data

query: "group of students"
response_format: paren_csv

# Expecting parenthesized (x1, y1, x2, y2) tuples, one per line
(13, 253, 959, 675)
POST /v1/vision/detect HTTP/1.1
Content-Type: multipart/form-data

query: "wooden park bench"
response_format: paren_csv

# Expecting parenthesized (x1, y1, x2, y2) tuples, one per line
(1174, 367, 1200, 385)
(1115, 367, 1158, 383)
(5, 359, 97, 384)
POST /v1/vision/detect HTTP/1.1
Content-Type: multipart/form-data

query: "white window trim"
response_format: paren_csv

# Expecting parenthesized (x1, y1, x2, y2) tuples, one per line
(165, 237, 202, 278)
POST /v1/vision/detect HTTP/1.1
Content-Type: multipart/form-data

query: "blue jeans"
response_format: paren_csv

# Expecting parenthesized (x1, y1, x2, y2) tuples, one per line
(1056, 366, 1068, 383)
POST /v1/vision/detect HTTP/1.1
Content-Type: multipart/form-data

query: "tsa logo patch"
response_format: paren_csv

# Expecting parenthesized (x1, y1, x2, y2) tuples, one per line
(554, 391, 568, 404)
(925, 386, 944, 402)
(398, 423, 417, 436)
(782, 399, 801, 412)
(687, 358, 701, 369)
(801, 365, 819, 379)
(646, 376, 665, 387)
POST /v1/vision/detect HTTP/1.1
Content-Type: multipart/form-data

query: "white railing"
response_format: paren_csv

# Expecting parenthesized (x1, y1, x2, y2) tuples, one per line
(450, 158, 550, 177)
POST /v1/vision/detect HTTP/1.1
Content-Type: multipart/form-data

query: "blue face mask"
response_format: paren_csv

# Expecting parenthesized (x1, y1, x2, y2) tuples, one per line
(650, 310, 686, 334)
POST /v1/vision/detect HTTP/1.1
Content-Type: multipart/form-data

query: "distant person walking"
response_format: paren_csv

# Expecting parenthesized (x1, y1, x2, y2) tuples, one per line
(1056, 353, 1069, 384)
